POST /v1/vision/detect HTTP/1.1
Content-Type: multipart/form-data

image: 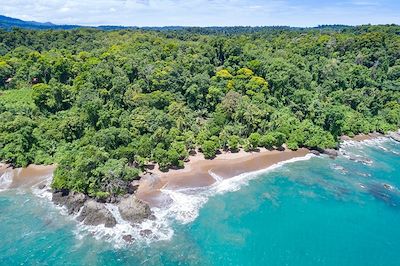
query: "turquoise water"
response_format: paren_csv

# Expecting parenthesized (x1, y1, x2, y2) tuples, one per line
(1, 138, 400, 265)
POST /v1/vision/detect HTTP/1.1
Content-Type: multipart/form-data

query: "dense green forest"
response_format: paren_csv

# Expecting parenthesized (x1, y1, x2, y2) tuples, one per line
(0, 26, 399, 199)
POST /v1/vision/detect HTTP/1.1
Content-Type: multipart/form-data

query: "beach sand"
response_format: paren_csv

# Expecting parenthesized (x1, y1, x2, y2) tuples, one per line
(136, 148, 310, 206)
(0, 132, 388, 205)
(341, 132, 384, 142)
(0, 163, 9, 175)
(0, 164, 56, 190)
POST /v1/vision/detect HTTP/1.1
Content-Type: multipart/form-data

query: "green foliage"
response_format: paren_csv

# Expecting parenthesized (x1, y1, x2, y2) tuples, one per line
(32, 82, 72, 113)
(248, 132, 261, 150)
(228, 135, 240, 152)
(260, 134, 276, 149)
(1, 26, 399, 197)
(289, 120, 336, 149)
(0, 88, 36, 112)
(202, 140, 219, 159)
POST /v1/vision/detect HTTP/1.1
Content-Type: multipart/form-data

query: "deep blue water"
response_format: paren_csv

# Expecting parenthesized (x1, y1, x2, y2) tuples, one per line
(1, 138, 399, 266)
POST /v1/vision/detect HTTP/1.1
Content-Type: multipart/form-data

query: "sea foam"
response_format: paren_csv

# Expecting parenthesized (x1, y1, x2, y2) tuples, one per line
(154, 154, 315, 228)
(29, 153, 316, 247)
(0, 170, 13, 191)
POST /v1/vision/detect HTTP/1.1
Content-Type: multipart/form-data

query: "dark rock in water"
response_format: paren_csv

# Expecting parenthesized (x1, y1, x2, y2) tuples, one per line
(52, 190, 86, 214)
(346, 155, 372, 165)
(65, 192, 87, 214)
(389, 132, 400, 142)
(369, 132, 382, 138)
(140, 229, 152, 237)
(77, 200, 116, 227)
(366, 183, 400, 208)
(310, 150, 320, 156)
(340, 135, 352, 141)
(52, 190, 70, 206)
(383, 183, 394, 191)
(122, 235, 134, 243)
(323, 149, 338, 158)
(127, 180, 140, 194)
(38, 184, 46, 190)
(118, 195, 152, 224)
(105, 195, 120, 204)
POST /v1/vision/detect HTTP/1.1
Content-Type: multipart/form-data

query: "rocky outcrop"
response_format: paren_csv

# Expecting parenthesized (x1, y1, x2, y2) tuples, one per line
(340, 135, 352, 141)
(52, 189, 69, 205)
(122, 235, 134, 243)
(77, 200, 116, 227)
(140, 229, 152, 237)
(118, 195, 152, 224)
(310, 150, 321, 156)
(323, 149, 339, 158)
(127, 180, 140, 194)
(51, 189, 152, 228)
(389, 132, 400, 142)
(52, 190, 87, 215)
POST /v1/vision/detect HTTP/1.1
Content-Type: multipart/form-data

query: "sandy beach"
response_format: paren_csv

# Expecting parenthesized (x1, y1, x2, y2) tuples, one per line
(0, 164, 56, 190)
(0, 131, 391, 204)
(136, 148, 310, 206)
(341, 132, 384, 142)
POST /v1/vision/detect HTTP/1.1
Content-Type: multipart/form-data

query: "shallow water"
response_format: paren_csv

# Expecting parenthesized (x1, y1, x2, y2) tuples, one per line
(1, 138, 399, 265)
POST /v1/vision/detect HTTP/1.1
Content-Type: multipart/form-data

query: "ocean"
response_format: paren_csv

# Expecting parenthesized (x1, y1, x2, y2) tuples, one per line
(0, 137, 399, 265)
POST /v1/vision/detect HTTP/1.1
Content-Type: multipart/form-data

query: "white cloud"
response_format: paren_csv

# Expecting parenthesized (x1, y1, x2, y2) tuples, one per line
(0, 0, 399, 26)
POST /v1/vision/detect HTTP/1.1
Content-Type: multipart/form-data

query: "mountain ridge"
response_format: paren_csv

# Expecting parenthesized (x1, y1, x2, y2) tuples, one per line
(0, 14, 357, 32)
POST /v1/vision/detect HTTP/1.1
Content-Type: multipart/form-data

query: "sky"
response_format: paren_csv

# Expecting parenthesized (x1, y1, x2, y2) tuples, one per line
(1, 0, 399, 27)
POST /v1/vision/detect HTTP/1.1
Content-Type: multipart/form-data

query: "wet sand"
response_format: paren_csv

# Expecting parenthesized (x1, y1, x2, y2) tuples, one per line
(136, 148, 310, 206)
(0, 163, 9, 175)
(341, 132, 384, 142)
(0, 164, 56, 190)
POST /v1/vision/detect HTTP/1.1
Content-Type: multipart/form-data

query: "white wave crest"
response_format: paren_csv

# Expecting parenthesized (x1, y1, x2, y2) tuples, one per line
(159, 188, 209, 224)
(340, 136, 388, 149)
(208, 170, 223, 182)
(30, 153, 315, 247)
(0, 170, 13, 191)
(31, 176, 173, 248)
(73, 203, 173, 248)
(30, 174, 53, 200)
(152, 154, 315, 230)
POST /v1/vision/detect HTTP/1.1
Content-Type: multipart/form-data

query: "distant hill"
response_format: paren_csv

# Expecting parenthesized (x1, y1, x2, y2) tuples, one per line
(0, 14, 358, 33)
(0, 15, 81, 30)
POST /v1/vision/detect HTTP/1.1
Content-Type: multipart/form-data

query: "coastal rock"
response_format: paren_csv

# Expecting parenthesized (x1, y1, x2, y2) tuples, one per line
(122, 235, 134, 243)
(340, 135, 352, 141)
(368, 132, 382, 138)
(77, 200, 116, 228)
(38, 184, 46, 190)
(107, 196, 119, 204)
(127, 180, 140, 194)
(140, 229, 152, 237)
(65, 192, 87, 214)
(52, 190, 87, 214)
(310, 150, 320, 156)
(389, 132, 400, 142)
(323, 149, 339, 158)
(118, 195, 152, 224)
(52, 189, 70, 206)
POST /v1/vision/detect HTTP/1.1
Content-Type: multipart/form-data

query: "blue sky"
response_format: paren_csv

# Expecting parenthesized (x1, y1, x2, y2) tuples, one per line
(1, 0, 399, 27)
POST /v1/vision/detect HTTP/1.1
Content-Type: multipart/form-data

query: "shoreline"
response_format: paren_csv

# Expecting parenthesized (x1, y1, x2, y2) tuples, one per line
(136, 131, 391, 207)
(0, 164, 56, 191)
(136, 148, 310, 206)
(1, 131, 398, 245)
(0, 131, 391, 196)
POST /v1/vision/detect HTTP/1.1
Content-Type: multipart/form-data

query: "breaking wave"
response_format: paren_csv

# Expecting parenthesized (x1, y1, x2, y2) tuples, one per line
(155, 154, 315, 226)
(0, 170, 13, 191)
(27, 136, 397, 247)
